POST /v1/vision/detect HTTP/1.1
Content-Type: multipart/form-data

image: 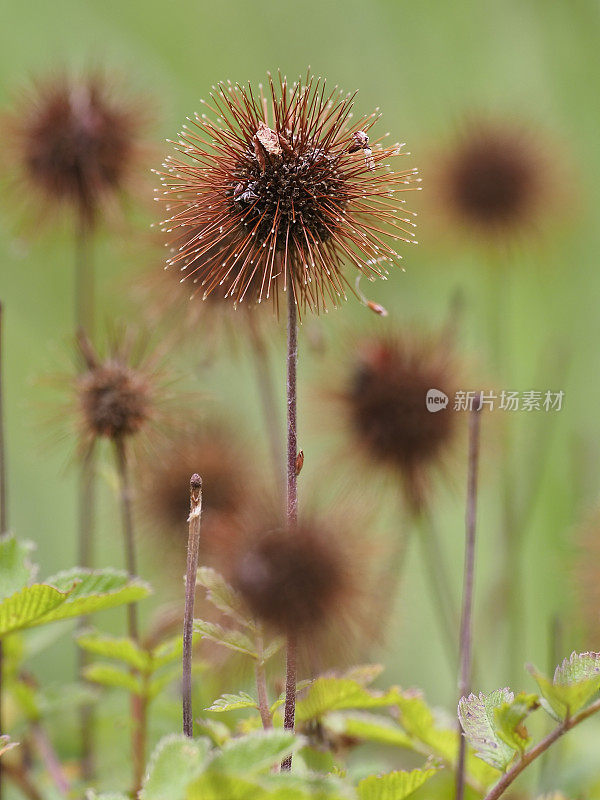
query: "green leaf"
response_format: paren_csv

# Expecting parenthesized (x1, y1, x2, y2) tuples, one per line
(0, 570, 150, 637)
(148, 665, 182, 700)
(83, 663, 143, 695)
(85, 794, 130, 800)
(186, 773, 268, 800)
(395, 690, 499, 789)
(196, 568, 247, 626)
(326, 711, 412, 748)
(140, 734, 210, 800)
(207, 691, 258, 713)
(195, 718, 231, 747)
(0, 534, 36, 600)
(208, 730, 300, 775)
(270, 680, 313, 714)
(458, 689, 517, 771)
(342, 664, 384, 687)
(261, 771, 356, 800)
(193, 619, 256, 657)
(494, 692, 539, 754)
(262, 636, 285, 662)
(77, 631, 151, 672)
(528, 652, 600, 720)
(152, 635, 185, 669)
(357, 767, 439, 800)
(295, 678, 400, 722)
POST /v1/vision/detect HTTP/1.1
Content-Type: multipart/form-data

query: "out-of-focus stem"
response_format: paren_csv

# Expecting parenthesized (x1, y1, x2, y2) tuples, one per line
(255, 633, 272, 730)
(30, 722, 70, 796)
(455, 394, 482, 800)
(114, 438, 139, 642)
(183, 474, 203, 738)
(282, 286, 298, 772)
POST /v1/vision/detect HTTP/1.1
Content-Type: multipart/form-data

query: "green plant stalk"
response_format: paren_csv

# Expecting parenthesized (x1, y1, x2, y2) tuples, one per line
(455, 395, 482, 800)
(483, 697, 600, 800)
(183, 475, 203, 738)
(282, 285, 299, 772)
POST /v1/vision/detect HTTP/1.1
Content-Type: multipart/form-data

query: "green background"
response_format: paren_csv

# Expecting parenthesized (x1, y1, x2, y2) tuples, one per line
(1, 0, 600, 793)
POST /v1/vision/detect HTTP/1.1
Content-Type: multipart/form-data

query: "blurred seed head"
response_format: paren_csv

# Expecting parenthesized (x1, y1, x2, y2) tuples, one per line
(3, 70, 148, 226)
(435, 119, 552, 237)
(73, 328, 170, 450)
(342, 333, 461, 512)
(157, 71, 419, 314)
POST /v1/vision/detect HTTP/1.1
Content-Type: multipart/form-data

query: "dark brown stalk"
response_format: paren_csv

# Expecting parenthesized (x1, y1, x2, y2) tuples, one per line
(0, 302, 6, 800)
(131, 692, 148, 796)
(483, 697, 600, 800)
(255, 632, 272, 730)
(75, 215, 97, 780)
(455, 394, 482, 800)
(183, 474, 203, 738)
(247, 313, 285, 489)
(114, 438, 139, 642)
(282, 285, 299, 771)
(30, 722, 70, 795)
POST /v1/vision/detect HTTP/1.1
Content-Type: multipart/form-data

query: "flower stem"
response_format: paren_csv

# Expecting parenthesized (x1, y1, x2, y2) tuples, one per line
(455, 394, 482, 800)
(183, 474, 203, 738)
(483, 697, 600, 800)
(282, 286, 299, 772)
(255, 632, 272, 730)
(74, 215, 97, 780)
(0, 302, 7, 800)
(114, 438, 139, 642)
(30, 721, 70, 795)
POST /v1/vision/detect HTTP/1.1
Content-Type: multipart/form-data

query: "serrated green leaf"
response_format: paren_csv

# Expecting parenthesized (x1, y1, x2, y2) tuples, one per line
(196, 568, 247, 626)
(0, 570, 150, 636)
(207, 691, 258, 713)
(262, 636, 284, 662)
(395, 690, 499, 790)
(458, 689, 517, 771)
(151, 635, 184, 669)
(528, 652, 600, 719)
(195, 718, 231, 747)
(193, 619, 256, 657)
(148, 664, 182, 700)
(0, 534, 36, 600)
(295, 678, 400, 722)
(140, 734, 210, 800)
(77, 631, 151, 672)
(83, 663, 143, 695)
(270, 680, 313, 714)
(494, 692, 539, 754)
(357, 767, 439, 800)
(208, 730, 300, 775)
(326, 711, 412, 748)
(261, 771, 356, 800)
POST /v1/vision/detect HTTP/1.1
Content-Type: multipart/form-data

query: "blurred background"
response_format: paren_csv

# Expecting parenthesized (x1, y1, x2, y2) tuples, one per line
(1, 0, 600, 794)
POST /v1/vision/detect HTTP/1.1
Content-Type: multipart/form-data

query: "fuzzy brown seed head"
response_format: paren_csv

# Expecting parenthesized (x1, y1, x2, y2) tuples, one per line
(344, 335, 460, 510)
(438, 121, 548, 234)
(77, 360, 151, 440)
(158, 72, 419, 313)
(5, 72, 145, 224)
(231, 520, 348, 635)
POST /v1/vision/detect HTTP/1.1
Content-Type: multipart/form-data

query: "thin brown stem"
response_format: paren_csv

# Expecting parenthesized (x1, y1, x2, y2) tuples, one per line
(483, 697, 600, 800)
(255, 633, 272, 730)
(114, 438, 139, 642)
(0, 302, 6, 800)
(30, 722, 70, 796)
(183, 474, 203, 738)
(455, 394, 482, 800)
(131, 691, 148, 797)
(247, 313, 285, 490)
(282, 286, 299, 772)
(75, 214, 95, 337)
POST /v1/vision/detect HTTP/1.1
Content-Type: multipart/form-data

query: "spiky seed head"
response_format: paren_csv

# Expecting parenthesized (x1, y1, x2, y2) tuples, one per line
(4, 71, 146, 224)
(157, 72, 419, 313)
(344, 334, 460, 511)
(437, 120, 550, 235)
